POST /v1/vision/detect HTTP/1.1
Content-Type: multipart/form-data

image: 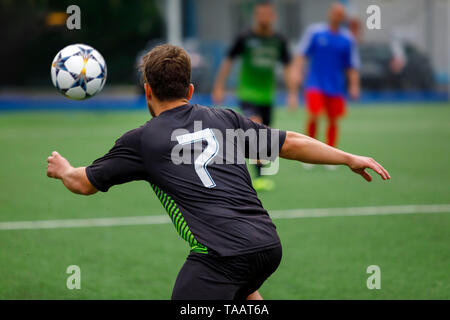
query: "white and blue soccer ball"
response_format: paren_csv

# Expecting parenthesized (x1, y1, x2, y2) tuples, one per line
(51, 44, 107, 100)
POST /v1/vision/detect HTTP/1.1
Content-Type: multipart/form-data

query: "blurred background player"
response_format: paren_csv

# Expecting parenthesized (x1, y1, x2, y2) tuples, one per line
(290, 2, 361, 170)
(212, 0, 296, 190)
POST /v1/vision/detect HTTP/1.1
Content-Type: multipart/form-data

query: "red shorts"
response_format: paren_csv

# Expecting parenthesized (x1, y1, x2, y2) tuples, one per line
(305, 90, 346, 118)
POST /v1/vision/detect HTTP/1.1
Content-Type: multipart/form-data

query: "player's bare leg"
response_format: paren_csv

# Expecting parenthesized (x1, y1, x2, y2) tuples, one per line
(249, 114, 263, 125)
(303, 112, 319, 170)
(247, 290, 263, 300)
(326, 116, 338, 147)
(324, 116, 339, 170)
(306, 112, 319, 140)
(249, 115, 274, 191)
(249, 114, 263, 168)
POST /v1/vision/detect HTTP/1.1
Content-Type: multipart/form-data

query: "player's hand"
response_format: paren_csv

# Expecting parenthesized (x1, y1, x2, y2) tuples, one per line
(212, 86, 225, 105)
(349, 84, 360, 100)
(288, 65, 303, 88)
(47, 151, 71, 180)
(287, 92, 299, 111)
(347, 155, 390, 182)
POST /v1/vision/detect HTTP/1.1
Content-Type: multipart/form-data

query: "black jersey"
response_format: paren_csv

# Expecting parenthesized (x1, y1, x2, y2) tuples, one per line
(86, 104, 286, 257)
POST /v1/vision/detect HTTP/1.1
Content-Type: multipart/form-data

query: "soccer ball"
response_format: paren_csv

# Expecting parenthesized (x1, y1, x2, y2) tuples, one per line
(51, 44, 107, 100)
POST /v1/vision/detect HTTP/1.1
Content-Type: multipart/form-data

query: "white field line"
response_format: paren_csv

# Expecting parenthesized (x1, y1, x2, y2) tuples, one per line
(0, 204, 449, 231)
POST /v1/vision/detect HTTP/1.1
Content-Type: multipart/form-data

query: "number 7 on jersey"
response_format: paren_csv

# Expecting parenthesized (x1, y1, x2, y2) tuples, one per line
(176, 128, 219, 188)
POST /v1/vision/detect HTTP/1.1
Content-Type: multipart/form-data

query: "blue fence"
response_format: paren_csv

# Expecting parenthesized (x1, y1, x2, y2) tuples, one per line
(0, 91, 448, 112)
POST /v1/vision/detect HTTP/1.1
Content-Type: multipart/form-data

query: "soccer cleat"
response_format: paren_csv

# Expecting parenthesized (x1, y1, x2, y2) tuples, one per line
(253, 177, 275, 192)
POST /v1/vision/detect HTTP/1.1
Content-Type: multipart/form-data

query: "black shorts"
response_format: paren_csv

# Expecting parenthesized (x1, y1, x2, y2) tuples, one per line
(240, 101, 273, 126)
(171, 244, 282, 300)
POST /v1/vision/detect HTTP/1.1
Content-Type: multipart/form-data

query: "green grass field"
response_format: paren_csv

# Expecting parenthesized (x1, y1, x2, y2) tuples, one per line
(0, 103, 449, 299)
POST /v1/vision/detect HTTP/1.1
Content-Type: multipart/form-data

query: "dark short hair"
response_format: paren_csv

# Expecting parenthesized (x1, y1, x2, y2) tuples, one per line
(140, 44, 191, 101)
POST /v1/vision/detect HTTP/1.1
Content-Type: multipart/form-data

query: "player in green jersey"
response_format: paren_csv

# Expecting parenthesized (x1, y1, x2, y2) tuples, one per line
(212, 0, 297, 192)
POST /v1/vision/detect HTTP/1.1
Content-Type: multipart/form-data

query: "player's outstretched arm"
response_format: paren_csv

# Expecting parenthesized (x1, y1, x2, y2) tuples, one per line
(284, 64, 299, 110)
(46, 151, 98, 195)
(289, 55, 306, 89)
(280, 131, 390, 182)
(347, 69, 360, 100)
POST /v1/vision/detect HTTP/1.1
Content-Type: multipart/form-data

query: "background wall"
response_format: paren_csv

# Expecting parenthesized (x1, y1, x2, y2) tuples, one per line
(348, 0, 449, 80)
(0, 0, 448, 96)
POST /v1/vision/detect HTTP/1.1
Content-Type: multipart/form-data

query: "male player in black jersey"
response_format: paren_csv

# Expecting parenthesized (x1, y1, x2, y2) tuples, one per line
(212, 0, 297, 191)
(47, 44, 390, 300)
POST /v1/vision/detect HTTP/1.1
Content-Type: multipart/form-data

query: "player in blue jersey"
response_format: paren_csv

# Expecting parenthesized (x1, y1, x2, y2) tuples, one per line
(291, 2, 361, 154)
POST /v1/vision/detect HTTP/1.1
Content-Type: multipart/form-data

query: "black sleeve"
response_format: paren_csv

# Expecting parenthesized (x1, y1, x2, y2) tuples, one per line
(227, 33, 246, 59)
(223, 109, 286, 161)
(85, 127, 147, 192)
(278, 34, 291, 65)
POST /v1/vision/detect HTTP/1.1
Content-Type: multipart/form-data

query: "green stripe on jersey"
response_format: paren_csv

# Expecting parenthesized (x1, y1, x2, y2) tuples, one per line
(150, 183, 208, 254)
